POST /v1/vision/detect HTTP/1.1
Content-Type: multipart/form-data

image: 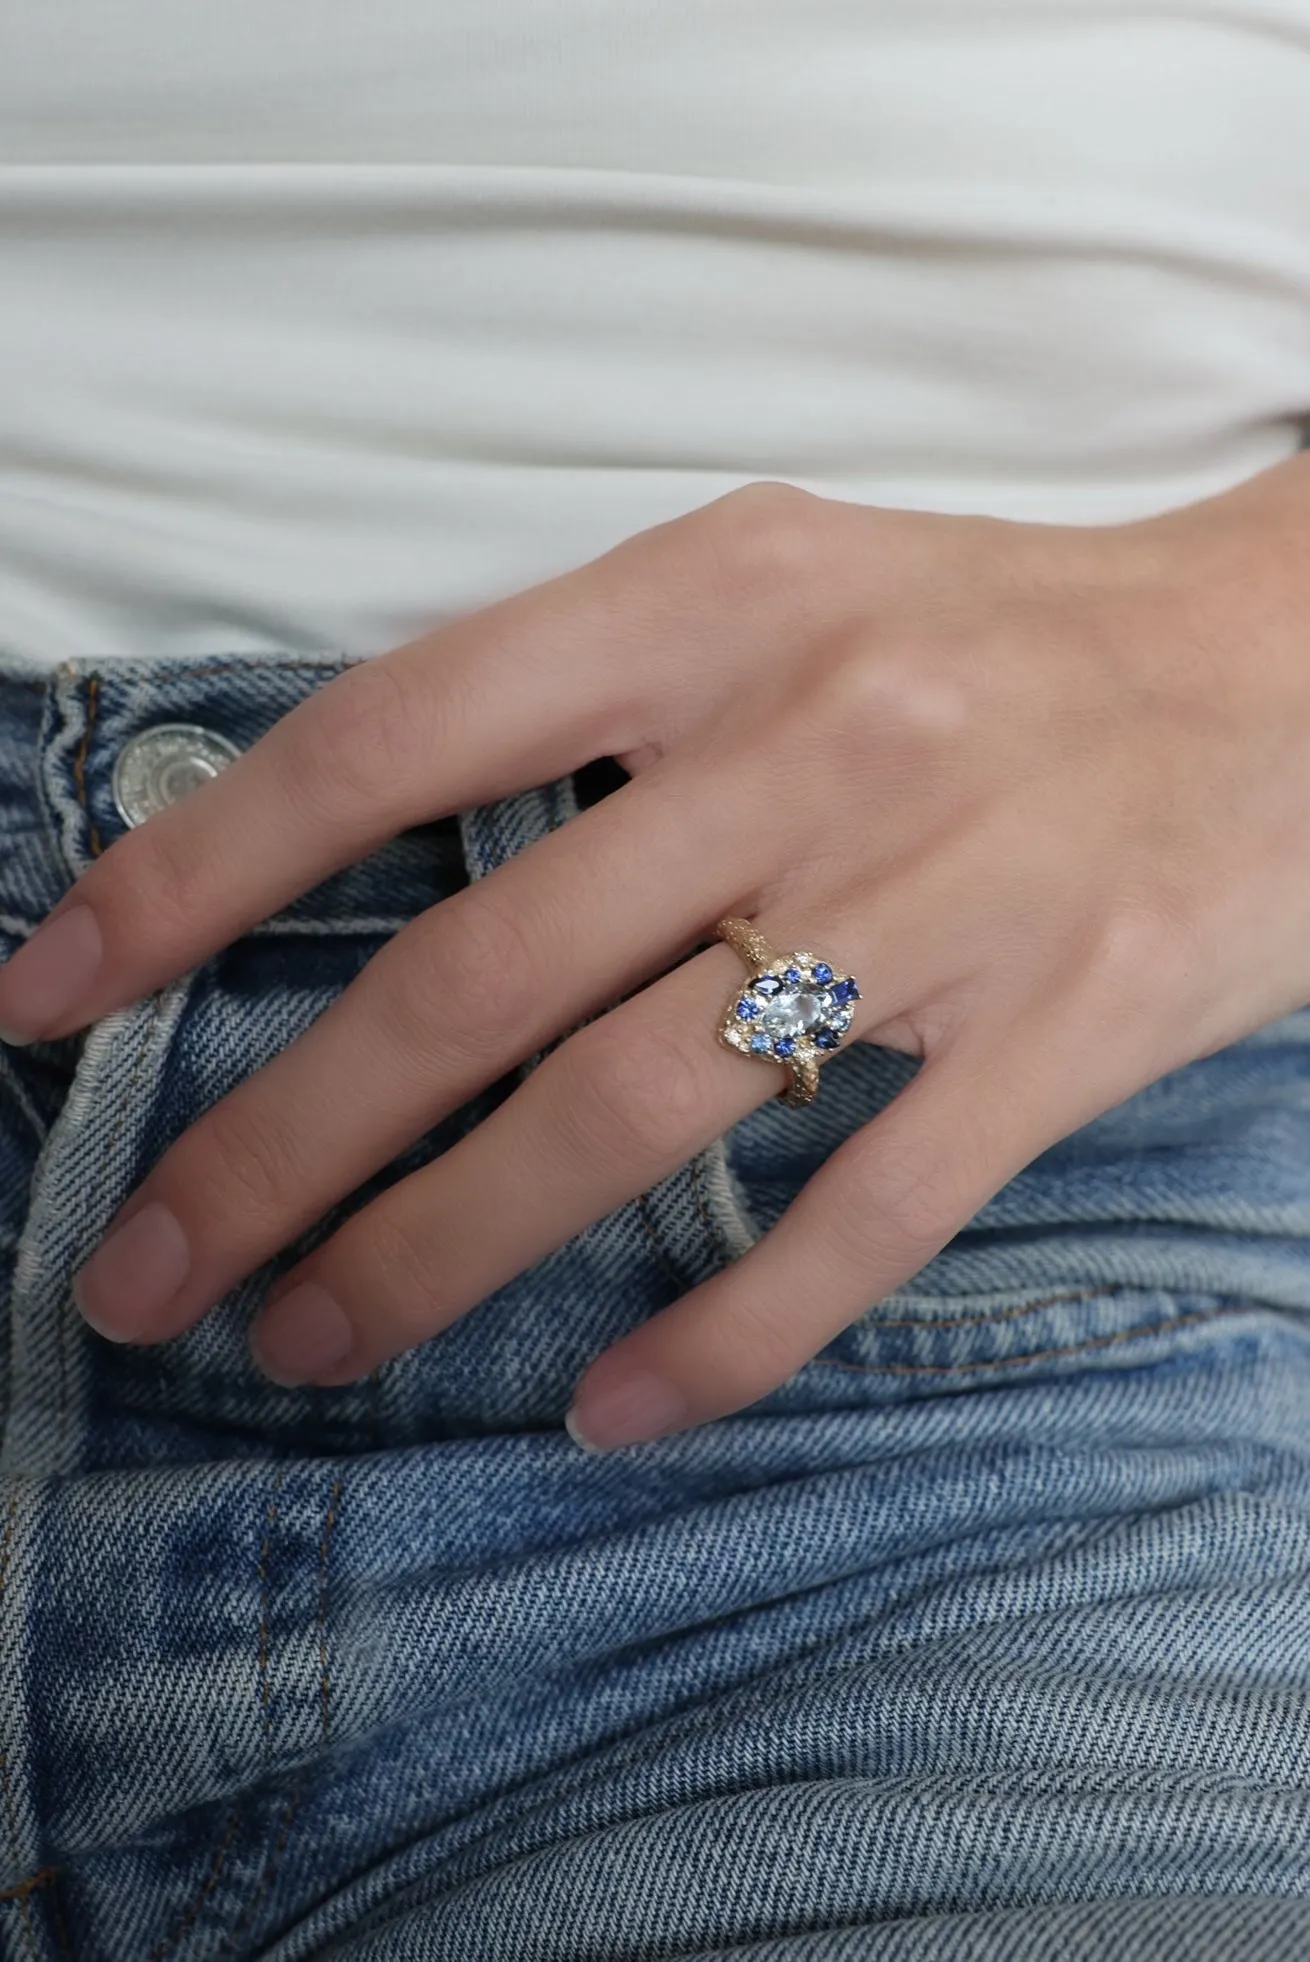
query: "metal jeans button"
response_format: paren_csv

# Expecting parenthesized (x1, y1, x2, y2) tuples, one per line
(111, 723, 244, 828)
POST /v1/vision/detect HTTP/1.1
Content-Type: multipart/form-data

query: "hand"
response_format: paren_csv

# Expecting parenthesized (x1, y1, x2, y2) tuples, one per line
(6, 466, 1310, 1453)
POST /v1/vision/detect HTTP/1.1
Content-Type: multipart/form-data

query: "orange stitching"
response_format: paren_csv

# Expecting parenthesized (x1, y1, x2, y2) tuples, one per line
(0, 1889, 38, 1958)
(317, 1478, 343, 1744)
(812, 1302, 1239, 1377)
(66, 657, 346, 859)
(868, 1282, 1134, 1335)
(143, 1806, 243, 1962)
(217, 1468, 339, 1953)
(71, 673, 104, 858)
(218, 1781, 303, 1956)
(0, 1868, 58, 1903)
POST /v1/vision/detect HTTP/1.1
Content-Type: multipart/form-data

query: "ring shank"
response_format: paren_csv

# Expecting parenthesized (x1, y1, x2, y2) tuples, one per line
(714, 916, 777, 974)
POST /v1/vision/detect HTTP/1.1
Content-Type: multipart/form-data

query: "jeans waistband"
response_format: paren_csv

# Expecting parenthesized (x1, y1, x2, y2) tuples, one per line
(0, 649, 581, 932)
(9, 650, 1310, 1344)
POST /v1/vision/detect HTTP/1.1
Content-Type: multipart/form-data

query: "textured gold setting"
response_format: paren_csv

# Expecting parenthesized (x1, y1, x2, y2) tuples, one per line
(713, 916, 859, 1110)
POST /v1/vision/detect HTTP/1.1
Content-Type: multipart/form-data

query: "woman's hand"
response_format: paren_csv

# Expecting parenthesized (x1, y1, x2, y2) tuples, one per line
(6, 463, 1310, 1453)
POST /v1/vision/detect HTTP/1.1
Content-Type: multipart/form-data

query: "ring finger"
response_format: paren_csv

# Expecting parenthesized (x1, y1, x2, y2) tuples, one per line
(243, 893, 941, 1386)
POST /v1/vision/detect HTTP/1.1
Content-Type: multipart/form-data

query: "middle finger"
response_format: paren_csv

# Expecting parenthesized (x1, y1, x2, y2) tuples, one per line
(71, 759, 762, 1346)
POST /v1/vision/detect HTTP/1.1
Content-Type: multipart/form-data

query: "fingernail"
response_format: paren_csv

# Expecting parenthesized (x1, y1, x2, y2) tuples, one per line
(73, 1200, 191, 1341)
(565, 1370, 688, 1454)
(0, 904, 102, 1044)
(251, 1283, 354, 1386)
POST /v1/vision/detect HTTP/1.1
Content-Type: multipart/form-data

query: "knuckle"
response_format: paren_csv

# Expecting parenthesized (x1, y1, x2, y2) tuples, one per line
(701, 480, 830, 593)
(559, 1012, 711, 1171)
(815, 642, 972, 755)
(384, 892, 537, 1066)
(1080, 894, 1193, 1022)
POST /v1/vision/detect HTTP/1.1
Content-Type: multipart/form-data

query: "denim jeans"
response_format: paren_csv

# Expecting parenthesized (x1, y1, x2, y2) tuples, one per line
(2, 648, 1310, 1961)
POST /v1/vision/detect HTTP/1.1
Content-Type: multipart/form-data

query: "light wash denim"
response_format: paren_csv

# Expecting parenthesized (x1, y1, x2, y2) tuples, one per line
(2, 648, 1310, 1960)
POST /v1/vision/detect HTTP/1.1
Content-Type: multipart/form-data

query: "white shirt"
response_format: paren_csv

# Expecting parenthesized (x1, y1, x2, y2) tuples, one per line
(3, 1, 1309, 666)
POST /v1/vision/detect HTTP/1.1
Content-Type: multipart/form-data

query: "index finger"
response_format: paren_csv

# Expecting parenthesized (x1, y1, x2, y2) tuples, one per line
(0, 484, 830, 1046)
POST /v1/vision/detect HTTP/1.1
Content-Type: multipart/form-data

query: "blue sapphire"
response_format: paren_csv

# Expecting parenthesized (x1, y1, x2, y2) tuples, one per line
(784, 965, 802, 984)
(754, 974, 783, 998)
(814, 1027, 841, 1050)
(811, 962, 833, 985)
(736, 998, 760, 1021)
(774, 1035, 798, 1059)
(749, 1033, 772, 1054)
(832, 978, 860, 1005)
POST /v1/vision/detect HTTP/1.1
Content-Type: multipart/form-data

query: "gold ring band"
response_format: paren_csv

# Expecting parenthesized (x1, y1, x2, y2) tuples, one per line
(713, 916, 861, 1110)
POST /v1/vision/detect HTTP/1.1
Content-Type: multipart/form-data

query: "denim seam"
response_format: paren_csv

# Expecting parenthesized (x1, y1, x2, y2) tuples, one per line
(0, 1491, 42, 1962)
(216, 1469, 342, 1954)
(59, 993, 168, 1458)
(636, 1189, 690, 1293)
(868, 1283, 1150, 1335)
(74, 657, 350, 687)
(72, 674, 104, 859)
(316, 1478, 343, 1744)
(257, 1468, 288, 1755)
(812, 1302, 1249, 1378)
(142, 1460, 288, 1962)
(137, 1460, 286, 1962)
(141, 1801, 243, 1962)
(217, 1782, 303, 1958)
(43, 1878, 72, 1962)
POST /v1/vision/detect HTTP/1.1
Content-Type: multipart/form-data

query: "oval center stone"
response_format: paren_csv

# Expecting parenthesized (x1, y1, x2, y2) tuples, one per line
(759, 983, 833, 1041)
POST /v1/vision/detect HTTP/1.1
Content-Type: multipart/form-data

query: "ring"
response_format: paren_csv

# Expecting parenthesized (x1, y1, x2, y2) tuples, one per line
(713, 916, 861, 1109)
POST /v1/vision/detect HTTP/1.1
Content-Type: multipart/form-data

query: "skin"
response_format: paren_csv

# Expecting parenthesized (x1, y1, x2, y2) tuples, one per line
(4, 463, 1310, 1452)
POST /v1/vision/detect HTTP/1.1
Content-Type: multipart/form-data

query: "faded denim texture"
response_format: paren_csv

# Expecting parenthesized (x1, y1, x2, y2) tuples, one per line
(1, 649, 1309, 1960)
